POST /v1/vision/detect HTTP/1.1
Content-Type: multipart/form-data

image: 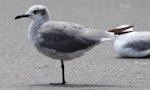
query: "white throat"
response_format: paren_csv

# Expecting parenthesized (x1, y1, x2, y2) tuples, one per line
(28, 18, 49, 43)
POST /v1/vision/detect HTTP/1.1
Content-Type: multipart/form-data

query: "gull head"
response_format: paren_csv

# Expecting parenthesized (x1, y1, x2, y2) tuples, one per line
(15, 5, 49, 20)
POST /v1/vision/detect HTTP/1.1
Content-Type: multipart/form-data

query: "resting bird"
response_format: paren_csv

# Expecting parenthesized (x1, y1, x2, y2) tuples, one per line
(15, 5, 133, 85)
(110, 25, 150, 58)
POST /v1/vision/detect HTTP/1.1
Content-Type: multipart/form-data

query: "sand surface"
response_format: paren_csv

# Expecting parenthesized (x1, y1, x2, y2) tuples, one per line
(0, 0, 150, 90)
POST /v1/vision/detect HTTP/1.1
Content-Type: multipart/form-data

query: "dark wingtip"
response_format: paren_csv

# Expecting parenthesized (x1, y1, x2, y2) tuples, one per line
(125, 25, 134, 29)
(108, 25, 134, 32)
(107, 25, 134, 35)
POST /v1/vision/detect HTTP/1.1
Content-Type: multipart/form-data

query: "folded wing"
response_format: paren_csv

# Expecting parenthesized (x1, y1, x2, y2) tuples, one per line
(37, 21, 101, 53)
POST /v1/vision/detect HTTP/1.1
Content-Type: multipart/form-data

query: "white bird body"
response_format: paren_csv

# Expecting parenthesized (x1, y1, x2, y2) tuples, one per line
(114, 26, 150, 58)
(29, 20, 115, 60)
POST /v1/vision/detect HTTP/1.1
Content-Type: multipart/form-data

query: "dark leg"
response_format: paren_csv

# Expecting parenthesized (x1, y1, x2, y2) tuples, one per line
(50, 60, 66, 85)
(61, 60, 66, 84)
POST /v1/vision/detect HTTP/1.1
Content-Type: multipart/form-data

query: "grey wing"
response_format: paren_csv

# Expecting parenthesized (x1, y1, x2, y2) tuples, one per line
(125, 38, 150, 51)
(37, 21, 99, 53)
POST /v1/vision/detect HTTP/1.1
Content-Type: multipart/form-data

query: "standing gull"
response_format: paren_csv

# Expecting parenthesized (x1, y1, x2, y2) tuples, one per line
(110, 25, 150, 58)
(15, 5, 133, 85)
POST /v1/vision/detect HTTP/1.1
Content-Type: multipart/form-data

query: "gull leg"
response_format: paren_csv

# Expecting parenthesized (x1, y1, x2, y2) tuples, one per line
(50, 60, 66, 85)
(61, 60, 66, 84)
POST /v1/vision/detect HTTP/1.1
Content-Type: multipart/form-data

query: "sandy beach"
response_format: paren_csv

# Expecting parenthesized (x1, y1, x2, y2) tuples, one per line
(0, 0, 150, 90)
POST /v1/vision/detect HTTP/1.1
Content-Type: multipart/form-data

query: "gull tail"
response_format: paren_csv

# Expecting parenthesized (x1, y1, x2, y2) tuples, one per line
(108, 25, 134, 35)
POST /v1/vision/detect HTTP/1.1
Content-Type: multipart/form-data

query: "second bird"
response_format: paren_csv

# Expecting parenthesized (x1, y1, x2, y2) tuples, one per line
(111, 25, 150, 58)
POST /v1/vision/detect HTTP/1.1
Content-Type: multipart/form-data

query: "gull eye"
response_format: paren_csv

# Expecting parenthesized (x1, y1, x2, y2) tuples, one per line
(33, 10, 40, 14)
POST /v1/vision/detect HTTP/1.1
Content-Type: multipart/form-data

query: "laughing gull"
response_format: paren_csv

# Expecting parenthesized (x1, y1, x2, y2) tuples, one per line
(110, 25, 150, 58)
(15, 5, 133, 85)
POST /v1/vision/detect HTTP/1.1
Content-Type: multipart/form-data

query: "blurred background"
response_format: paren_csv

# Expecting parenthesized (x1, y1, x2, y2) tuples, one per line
(0, 0, 150, 90)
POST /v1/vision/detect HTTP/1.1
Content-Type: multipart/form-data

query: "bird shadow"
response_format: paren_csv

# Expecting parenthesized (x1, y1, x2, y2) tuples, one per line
(29, 83, 140, 88)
